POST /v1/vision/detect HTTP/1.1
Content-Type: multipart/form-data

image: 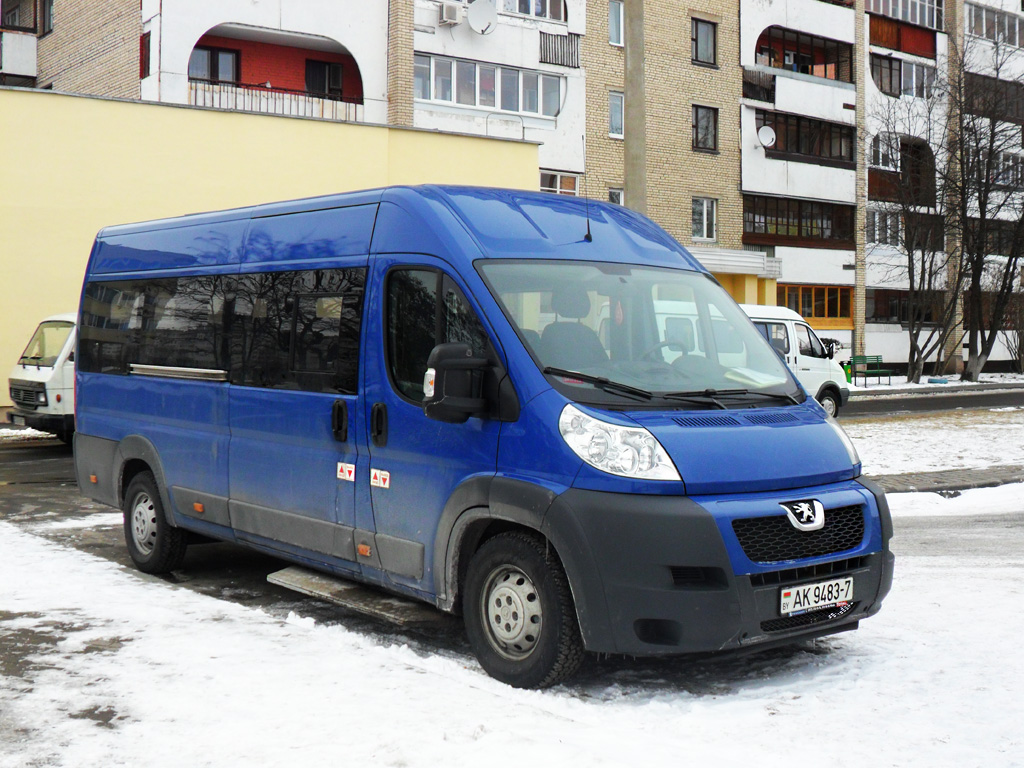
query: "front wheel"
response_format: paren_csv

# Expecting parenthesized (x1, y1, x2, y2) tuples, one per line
(818, 390, 840, 417)
(123, 471, 188, 574)
(463, 532, 584, 689)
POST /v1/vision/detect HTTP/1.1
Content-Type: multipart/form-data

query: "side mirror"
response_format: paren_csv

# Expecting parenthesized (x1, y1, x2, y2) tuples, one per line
(422, 343, 489, 424)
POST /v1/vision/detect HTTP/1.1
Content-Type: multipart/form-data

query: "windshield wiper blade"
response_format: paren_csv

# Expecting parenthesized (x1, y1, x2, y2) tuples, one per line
(739, 390, 802, 405)
(542, 367, 653, 401)
(660, 388, 750, 410)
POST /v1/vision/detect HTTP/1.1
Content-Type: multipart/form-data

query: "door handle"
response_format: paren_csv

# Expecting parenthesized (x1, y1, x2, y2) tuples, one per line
(331, 400, 348, 442)
(371, 402, 388, 447)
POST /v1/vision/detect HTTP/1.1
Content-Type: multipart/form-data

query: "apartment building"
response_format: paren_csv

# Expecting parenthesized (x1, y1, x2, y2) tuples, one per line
(3, 0, 1019, 364)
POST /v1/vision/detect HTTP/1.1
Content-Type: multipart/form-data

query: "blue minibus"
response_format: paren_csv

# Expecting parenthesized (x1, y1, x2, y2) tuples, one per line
(74, 186, 893, 688)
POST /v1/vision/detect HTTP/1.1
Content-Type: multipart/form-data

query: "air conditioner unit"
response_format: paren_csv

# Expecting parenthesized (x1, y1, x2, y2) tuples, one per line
(439, 1, 463, 25)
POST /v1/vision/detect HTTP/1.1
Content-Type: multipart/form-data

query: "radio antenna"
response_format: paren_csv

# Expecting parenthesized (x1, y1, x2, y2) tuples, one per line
(583, 133, 592, 242)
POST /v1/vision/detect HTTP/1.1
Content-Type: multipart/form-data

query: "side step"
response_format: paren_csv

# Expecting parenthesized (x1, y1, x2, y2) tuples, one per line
(267, 566, 452, 629)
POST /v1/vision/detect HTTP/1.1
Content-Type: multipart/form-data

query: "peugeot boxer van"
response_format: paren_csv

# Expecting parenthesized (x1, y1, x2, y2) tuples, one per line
(74, 186, 893, 688)
(7, 313, 77, 442)
(742, 304, 850, 417)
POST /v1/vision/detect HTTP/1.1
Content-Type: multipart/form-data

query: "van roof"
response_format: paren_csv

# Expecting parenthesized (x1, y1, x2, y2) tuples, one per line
(90, 186, 705, 275)
(740, 304, 805, 322)
(39, 313, 77, 324)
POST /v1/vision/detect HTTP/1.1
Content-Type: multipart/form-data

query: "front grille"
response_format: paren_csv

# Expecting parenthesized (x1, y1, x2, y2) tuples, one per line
(749, 556, 868, 588)
(760, 601, 858, 633)
(9, 383, 42, 410)
(732, 504, 865, 563)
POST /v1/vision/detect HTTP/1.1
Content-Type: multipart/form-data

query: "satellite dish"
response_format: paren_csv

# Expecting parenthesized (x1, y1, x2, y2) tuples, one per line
(757, 125, 777, 148)
(467, 0, 498, 34)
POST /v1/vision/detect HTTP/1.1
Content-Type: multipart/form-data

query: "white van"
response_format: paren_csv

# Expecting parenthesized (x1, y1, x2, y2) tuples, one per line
(741, 305, 849, 416)
(7, 313, 77, 442)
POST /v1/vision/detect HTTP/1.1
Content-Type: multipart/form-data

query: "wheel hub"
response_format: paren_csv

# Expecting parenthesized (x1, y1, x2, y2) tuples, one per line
(482, 566, 543, 660)
(131, 492, 157, 555)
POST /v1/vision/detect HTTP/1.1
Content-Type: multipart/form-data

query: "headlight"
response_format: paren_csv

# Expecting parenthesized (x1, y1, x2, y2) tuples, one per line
(558, 404, 680, 481)
(37, 391, 48, 405)
(826, 415, 861, 469)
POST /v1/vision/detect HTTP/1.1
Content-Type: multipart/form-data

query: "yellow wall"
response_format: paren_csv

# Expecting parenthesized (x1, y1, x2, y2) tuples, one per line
(712, 274, 778, 306)
(0, 88, 538, 405)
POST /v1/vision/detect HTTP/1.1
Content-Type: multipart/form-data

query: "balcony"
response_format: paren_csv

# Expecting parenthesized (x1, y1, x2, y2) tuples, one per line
(189, 81, 364, 123)
(0, 27, 36, 79)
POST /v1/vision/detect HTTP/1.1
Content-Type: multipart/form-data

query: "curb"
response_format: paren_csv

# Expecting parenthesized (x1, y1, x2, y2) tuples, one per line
(866, 465, 1024, 494)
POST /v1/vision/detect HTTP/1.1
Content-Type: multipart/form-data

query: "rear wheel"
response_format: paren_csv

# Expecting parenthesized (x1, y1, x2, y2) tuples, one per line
(463, 532, 584, 689)
(123, 471, 187, 574)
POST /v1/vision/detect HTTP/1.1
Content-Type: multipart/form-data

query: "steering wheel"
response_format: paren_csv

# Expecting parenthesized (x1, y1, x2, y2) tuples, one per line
(640, 341, 685, 362)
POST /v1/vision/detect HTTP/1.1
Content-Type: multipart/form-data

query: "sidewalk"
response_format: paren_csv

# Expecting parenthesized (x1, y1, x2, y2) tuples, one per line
(866, 464, 1024, 494)
(849, 379, 1024, 399)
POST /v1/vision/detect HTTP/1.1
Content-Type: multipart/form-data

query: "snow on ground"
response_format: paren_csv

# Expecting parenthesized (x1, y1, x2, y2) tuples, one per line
(0, 427, 53, 441)
(844, 406, 1024, 475)
(1, 515, 1022, 768)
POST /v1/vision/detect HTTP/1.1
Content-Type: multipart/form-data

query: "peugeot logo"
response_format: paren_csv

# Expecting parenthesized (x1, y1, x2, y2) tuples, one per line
(780, 499, 825, 531)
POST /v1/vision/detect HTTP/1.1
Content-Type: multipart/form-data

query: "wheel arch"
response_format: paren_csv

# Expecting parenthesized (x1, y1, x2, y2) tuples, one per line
(115, 435, 177, 526)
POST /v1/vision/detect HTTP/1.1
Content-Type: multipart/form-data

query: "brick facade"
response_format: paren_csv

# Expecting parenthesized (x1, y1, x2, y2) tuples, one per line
(584, 0, 743, 251)
(387, 0, 414, 127)
(35, 0, 140, 98)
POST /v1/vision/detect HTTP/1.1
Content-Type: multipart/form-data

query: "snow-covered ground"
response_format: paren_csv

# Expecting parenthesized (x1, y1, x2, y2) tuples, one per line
(1, 409, 1023, 767)
(847, 370, 1024, 391)
(845, 406, 1024, 475)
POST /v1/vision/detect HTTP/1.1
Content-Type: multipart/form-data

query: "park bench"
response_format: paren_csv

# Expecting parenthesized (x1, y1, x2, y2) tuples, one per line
(849, 354, 895, 387)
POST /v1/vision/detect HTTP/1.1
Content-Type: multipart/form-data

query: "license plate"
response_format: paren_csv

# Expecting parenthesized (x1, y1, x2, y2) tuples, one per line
(780, 577, 853, 616)
(11, 416, 25, 426)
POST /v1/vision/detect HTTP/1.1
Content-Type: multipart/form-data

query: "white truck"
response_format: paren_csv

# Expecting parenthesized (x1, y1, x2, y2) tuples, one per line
(7, 313, 77, 442)
(741, 304, 850, 417)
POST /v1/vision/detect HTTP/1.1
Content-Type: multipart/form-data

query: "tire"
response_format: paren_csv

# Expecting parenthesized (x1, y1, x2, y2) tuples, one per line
(463, 532, 584, 689)
(818, 390, 840, 418)
(122, 471, 188, 574)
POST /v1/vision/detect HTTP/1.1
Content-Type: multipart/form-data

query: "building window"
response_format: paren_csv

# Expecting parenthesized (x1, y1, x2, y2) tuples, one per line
(306, 61, 344, 98)
(871, 54, 902, 96)
(41, 0, 53, 33)
(188, 47, 238, 84)
(692, 105, 718, 151)
(541, 171, 579, 195)
(692, 198, 717, 241)
(140, 33, 151, 79)
(870, 135, 900, 170)
(901, 61, 935, 98)
(866, 0, 943, 31)
(967, 2, 1021, 47)
(4, 7, 20, 26)
(691, 19, 716, 65)
(756, 110, 855, 165)
(995, 151, 1024, 188)
(608, 188, 624, 205)
(743, 195, 855, 244)
(867, 210, 901, 245)
(609, 1, 623, 46)
(779, 285, 853, 326)
(414, 54, 559, 117)
(501, 0, 566, 21)
(609, 91, 624, 137)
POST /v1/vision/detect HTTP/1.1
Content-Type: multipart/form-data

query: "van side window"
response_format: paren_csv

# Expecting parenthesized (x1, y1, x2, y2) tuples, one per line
(387, 269, 490, 402)
(80, 275, 232, 374)
(795, 323, 825, 358)
(80, 268, 366, 394)
(231, 268, 366, 393)
(755, 322, 790, 355)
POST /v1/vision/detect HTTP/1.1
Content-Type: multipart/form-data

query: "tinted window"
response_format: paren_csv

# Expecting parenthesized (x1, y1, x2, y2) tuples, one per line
(80, 268, 366, 393)
(387, 269, 490, 402)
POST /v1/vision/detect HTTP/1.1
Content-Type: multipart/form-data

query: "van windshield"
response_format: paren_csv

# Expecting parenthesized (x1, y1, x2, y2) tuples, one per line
(18, 321, 74, 368)
(478, 260, 802, 407)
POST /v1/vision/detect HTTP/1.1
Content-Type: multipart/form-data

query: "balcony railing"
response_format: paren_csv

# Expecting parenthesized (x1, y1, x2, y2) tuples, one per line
(189, 80, 364, 123)
(743, 69, 776, 102)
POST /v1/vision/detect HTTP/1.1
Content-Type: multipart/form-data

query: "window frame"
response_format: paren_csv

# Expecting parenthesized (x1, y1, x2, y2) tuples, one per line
(609, 90, 625, 138)
(778, 284, 854, 328)
(692, 197, 717, 241)
(414, 53, 560, 118)
(609, 0, 624, 46)
(540, 171, 580, 196)
(188, 45, 240, 84)
(691, 18, 717, 66)
(692, 105, 719, 152)
(501, 0, 567, 22)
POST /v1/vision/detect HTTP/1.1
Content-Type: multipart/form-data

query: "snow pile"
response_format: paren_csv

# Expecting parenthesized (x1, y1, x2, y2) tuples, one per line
(0, 427, 54, 441)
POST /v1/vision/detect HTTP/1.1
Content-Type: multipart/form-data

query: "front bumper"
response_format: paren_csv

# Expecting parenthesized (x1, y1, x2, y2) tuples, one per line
(7, 409, 74, 438)
(547, 481, 893, 656)
(839, 387, 851, 406)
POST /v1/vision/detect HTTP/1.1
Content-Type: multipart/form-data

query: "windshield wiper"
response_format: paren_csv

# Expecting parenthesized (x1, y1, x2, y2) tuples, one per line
(739, 390, 802, 405)
(542, 367, 653, 402)
(661, 388, 750, 410)
(19, 355, 43, 364)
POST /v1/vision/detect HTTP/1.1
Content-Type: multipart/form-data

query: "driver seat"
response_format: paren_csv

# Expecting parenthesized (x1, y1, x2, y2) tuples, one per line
(539, 285, 608, 369)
